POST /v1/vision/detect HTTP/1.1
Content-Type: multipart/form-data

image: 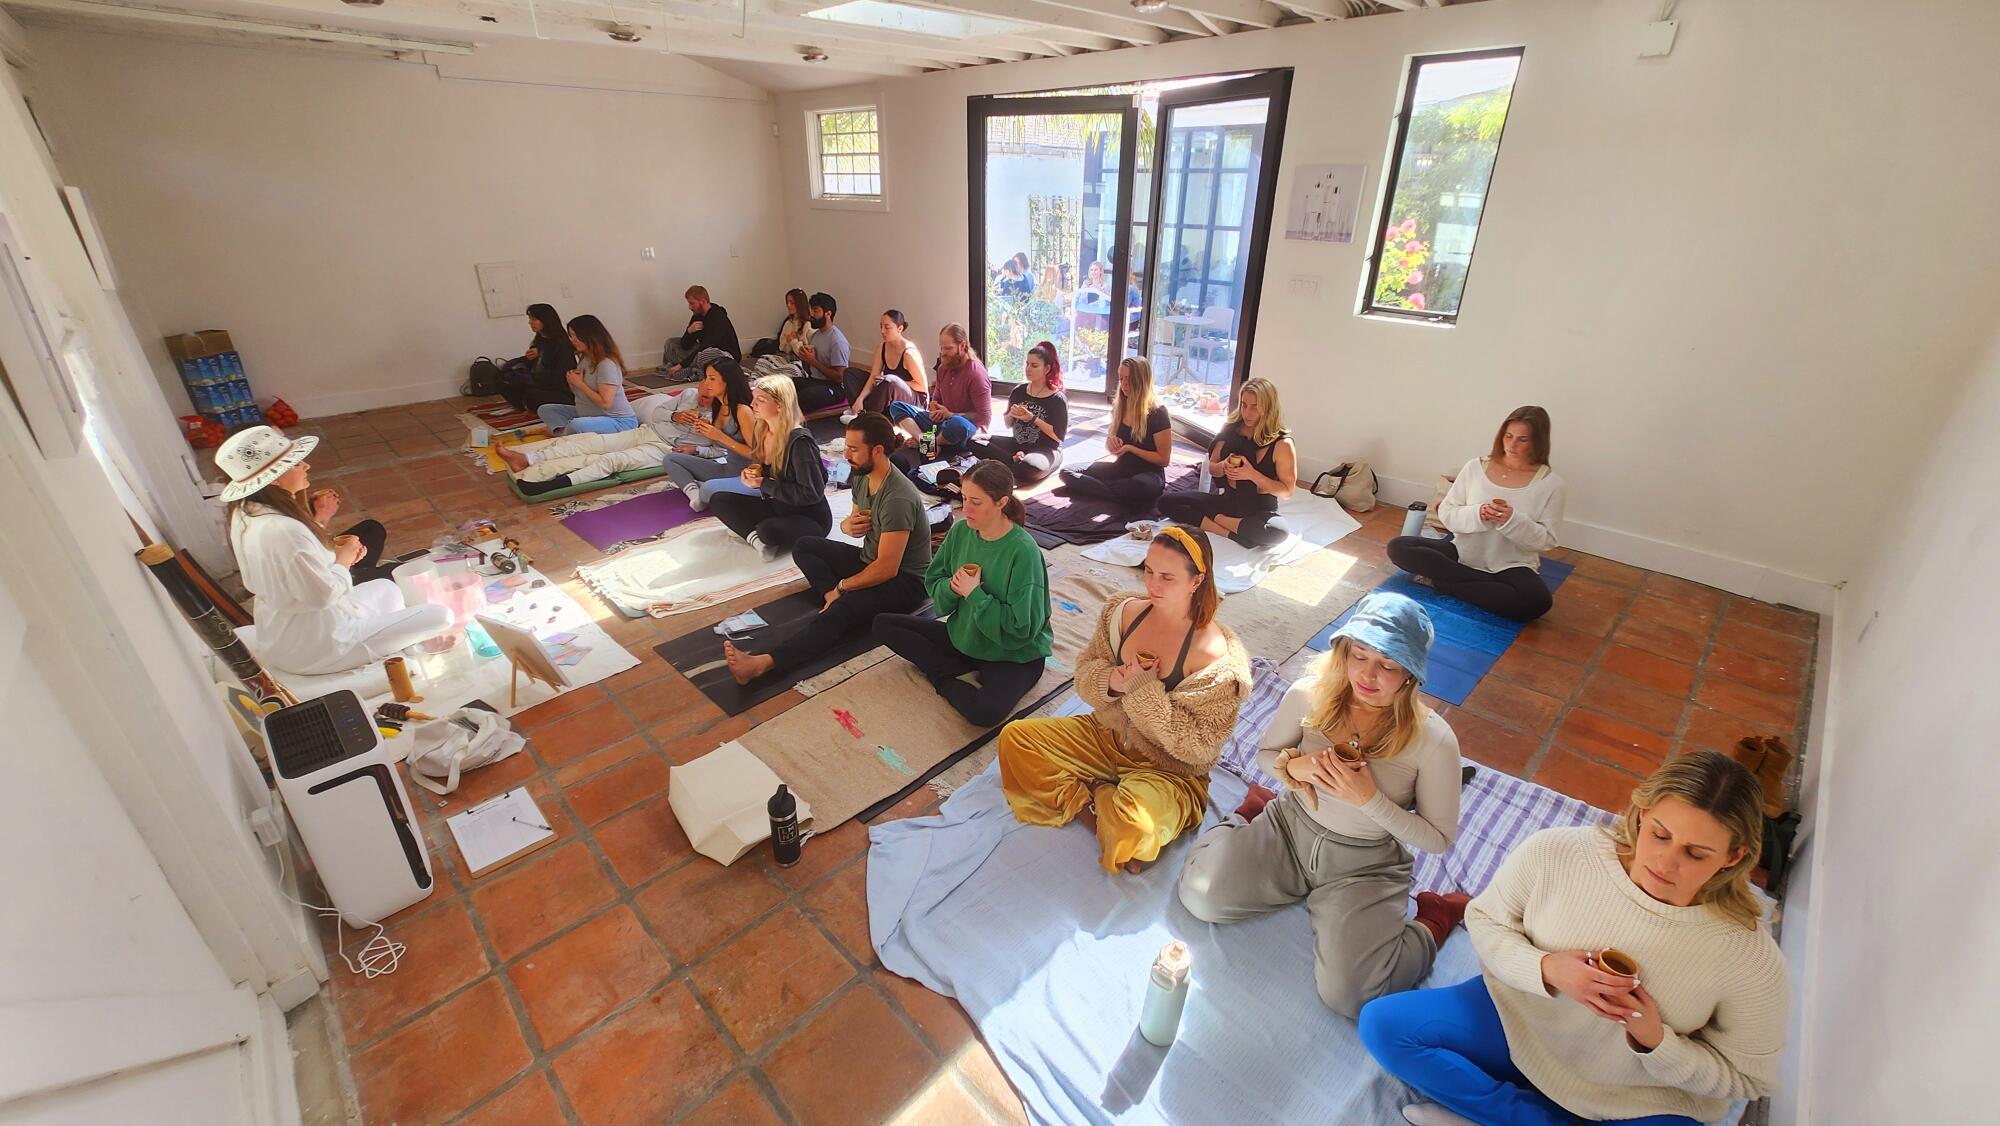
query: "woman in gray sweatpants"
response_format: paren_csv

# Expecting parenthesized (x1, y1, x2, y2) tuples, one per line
(1178, 592, 1470, 1018)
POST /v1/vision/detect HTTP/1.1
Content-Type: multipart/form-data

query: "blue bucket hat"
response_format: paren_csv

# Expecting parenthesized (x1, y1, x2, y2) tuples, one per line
(1331, 592, 1435, 684)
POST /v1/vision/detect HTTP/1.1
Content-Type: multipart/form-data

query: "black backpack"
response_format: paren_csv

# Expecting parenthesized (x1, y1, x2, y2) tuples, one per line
(465, 356, 504, 396)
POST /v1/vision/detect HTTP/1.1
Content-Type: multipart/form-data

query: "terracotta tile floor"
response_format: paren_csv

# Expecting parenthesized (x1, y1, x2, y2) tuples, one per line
(288, 395, 1819, 1124)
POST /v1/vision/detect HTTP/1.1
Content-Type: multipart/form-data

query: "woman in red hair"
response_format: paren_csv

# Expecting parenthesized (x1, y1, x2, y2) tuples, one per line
(965, 340, 1068, 484)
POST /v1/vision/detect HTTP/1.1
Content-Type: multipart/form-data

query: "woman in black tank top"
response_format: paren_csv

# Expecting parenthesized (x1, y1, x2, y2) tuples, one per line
(1159, 377, 1298, 548)
(1058, 356, 1174, 511)
(845, 308, 925, 412)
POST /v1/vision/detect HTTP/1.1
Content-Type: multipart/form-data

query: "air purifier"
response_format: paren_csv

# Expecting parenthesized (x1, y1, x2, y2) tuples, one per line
(264, 690, 433, 924)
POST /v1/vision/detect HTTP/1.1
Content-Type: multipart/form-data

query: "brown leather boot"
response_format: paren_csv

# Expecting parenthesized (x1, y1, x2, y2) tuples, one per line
(1414, 892, 1472, 947)
(1731, 735, 1793, 818)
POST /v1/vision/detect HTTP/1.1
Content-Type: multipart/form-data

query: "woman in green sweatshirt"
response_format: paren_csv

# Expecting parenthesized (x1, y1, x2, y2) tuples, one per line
(874, 459, 1052, 726)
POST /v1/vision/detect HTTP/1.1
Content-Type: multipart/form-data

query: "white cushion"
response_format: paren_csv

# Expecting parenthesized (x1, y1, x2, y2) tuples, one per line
(235, 625, 391, 701)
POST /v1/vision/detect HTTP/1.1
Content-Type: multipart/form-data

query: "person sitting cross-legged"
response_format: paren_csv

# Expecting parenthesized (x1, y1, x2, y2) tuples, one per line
(887, 321, 992, 485)
(1386, 405, 1566, 623)
(1057, 356, 1173, 511)
(997, 524, 1251, 873)
(708, 376, 832, 561)
(724, 411, 932, 684)
(874, 458, 1051, 727)
(1178, 592, 1468, 1019)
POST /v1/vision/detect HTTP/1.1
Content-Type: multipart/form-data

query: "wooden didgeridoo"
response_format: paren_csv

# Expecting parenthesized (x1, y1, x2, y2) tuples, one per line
(137, 543, 297, 708)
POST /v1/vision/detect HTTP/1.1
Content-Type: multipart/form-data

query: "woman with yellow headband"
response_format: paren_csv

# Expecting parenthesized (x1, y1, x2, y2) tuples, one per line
(997, 523, 1252, 873)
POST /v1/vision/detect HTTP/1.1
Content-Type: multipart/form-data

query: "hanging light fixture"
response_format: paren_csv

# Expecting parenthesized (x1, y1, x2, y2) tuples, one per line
(1129, 0, 1169, 12)
(605, 0, 641, 42)
(799, 46, 829, 62)
(340, 0, 387, 7)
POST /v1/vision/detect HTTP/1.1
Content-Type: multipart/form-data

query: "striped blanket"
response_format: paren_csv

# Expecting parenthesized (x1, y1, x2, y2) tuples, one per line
(1218, 663, 1610, 898)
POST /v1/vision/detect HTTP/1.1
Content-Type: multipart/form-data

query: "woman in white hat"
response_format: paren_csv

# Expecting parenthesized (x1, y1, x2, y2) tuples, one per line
(218, 426, 451, 675)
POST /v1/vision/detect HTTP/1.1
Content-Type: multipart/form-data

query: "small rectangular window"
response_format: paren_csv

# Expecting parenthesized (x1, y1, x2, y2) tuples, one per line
(1362, 49, 1522, 323)
(809, 106, 883, 203)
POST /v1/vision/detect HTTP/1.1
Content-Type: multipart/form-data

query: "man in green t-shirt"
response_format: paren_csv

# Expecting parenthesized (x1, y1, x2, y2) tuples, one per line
(726, 412, 933, 684)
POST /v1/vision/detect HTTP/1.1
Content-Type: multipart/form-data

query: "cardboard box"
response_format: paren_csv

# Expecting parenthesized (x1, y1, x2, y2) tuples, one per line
(164, 329, 237, 360)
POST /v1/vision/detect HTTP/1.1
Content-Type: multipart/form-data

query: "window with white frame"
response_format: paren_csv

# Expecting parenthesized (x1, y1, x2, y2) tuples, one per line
(809, 106, 883, 202)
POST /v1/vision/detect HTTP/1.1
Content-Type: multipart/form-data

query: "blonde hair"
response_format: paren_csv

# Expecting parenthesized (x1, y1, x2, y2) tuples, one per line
(750, 375, 805, 471)
(1116, 357, 1158, 437)
(1606, 749, 1767, 930)
(1300, 636, 1426, 760)
(226, 482, 329, 549)
(1230, 377, 1287, 447)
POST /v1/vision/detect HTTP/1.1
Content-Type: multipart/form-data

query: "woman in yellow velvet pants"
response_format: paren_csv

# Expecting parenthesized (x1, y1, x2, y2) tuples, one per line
(998, 525, 1252, 873)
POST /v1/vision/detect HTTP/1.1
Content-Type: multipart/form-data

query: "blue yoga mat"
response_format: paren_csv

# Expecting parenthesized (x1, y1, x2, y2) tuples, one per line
(1304, 557, 1575, 706)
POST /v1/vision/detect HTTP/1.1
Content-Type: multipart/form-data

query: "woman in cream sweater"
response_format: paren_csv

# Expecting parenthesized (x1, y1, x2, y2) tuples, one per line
(1388, 406, 1565, 621)
(1359, 750, 1787, 1126)
(997, 524, 1251, 874)
(1178, 592, 1467, 1018)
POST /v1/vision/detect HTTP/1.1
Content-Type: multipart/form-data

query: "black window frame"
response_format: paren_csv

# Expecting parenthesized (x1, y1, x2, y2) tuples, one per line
(1360, 46, 1524, 326)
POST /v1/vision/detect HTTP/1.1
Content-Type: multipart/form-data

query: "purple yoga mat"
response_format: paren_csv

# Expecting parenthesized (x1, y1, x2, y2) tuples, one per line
(559, 488, 702, 551)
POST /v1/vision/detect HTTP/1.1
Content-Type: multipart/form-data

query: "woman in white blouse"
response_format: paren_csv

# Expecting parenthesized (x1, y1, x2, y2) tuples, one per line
(1177, 592, 1468, 1017)
(218, 427, 450, 676)
(1388, 406, 1566, 621)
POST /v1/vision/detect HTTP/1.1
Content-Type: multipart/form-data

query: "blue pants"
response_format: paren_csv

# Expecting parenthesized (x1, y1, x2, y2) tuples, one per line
(887, 400, 976, 447)
(1358, 977, 1701, 1126)
(537, 403, 638, 435)
(664, 449, 756, 504)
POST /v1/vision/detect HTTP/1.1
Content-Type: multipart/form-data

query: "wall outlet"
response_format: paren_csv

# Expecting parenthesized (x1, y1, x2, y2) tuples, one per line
(642, 247, 656, 260)
(561, 282, 574, 298)
(730, 243, 740, 259)
(1288, 274, 1321, 299)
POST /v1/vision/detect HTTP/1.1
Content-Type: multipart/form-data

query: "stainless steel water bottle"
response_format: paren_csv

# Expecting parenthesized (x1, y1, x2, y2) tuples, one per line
(1400, 502, 1427, 538)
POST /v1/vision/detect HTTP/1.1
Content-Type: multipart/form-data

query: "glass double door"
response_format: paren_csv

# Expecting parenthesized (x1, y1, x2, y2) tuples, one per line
(973, 73, 1291, 435)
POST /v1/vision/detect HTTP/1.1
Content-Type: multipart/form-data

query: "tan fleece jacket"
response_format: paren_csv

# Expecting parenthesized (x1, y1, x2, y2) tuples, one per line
(1072, 594, 1252, 777)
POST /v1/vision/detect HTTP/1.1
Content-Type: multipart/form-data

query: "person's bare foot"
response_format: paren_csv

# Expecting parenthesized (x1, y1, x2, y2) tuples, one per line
(723, 640, 774, 685)
(1123, 857, 1155, 876)
(497, 444, 530, 473)
(1077, 782, 1115, 836)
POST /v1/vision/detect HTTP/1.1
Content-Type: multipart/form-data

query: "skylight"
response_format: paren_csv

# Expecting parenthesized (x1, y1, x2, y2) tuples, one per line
(805, 1, 1036, 40)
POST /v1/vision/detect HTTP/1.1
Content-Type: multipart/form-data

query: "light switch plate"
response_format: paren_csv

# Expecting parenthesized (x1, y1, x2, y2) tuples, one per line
(1639, 18, 1679, 57)
(1288, 274, 1321, 299)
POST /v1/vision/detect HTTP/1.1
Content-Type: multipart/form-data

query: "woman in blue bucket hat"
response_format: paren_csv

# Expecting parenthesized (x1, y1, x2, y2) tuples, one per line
(1177, 591, 1469, 1017)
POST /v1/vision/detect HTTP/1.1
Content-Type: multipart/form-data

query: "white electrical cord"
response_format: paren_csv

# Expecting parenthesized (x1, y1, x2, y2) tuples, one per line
(1659, 0, 1681, 19)
(269, 834, 406, 979)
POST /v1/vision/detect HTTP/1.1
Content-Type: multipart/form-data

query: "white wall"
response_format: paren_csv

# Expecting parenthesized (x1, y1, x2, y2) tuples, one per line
(775, 0, 2000, 601)
(1782, 329, 1999, 1122)
(26, 29, 796, 417)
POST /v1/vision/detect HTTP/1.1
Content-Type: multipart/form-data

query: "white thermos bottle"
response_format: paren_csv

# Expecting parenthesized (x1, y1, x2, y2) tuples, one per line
(1138, 940, 1193, 1047)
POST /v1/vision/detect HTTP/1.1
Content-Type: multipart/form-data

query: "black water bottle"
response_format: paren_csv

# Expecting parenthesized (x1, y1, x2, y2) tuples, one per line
(768, 784, 802, 868)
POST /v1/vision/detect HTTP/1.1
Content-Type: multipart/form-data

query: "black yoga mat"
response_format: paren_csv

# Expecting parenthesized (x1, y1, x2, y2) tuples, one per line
(653, 589, 933, 717)
(1024, 462, 1197, 547)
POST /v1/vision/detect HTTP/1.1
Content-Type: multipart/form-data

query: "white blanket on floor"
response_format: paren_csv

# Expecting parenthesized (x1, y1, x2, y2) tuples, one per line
(577, 491, 862, 618)
(1081, 489, 1361, 593)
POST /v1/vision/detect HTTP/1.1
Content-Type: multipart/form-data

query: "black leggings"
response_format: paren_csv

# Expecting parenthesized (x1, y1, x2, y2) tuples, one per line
(1058, 456, 1165, 509)
(874, 613, 1046, 728)
(708, 493, 833, 553)
(966, 436, 1063, 485)
(758, 538, 926, 674)
(1157, 490, 1290, 549)
(340, 520, 394, 585)
(1386, 536, 1553, 622)
(793, 375, 847, 415)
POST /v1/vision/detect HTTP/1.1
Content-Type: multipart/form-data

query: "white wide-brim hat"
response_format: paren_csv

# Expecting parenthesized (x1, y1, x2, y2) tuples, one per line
(216, 425, 319, 502)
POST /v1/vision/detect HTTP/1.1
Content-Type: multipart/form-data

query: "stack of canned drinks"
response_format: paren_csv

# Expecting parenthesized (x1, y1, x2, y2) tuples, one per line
(168, 330, 265, 432)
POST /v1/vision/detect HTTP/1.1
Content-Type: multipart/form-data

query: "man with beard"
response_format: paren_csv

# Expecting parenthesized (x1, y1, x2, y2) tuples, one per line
(889, 322, 992, 487)
(661, 284, 742, 374)
(724, 411, 932, 684)
(791, 291, 852, 414)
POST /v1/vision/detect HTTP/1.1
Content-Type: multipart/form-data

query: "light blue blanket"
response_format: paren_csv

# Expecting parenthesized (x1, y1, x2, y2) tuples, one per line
(871, 760, 1475, 1124)
(868, 706, 1736, 1124)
